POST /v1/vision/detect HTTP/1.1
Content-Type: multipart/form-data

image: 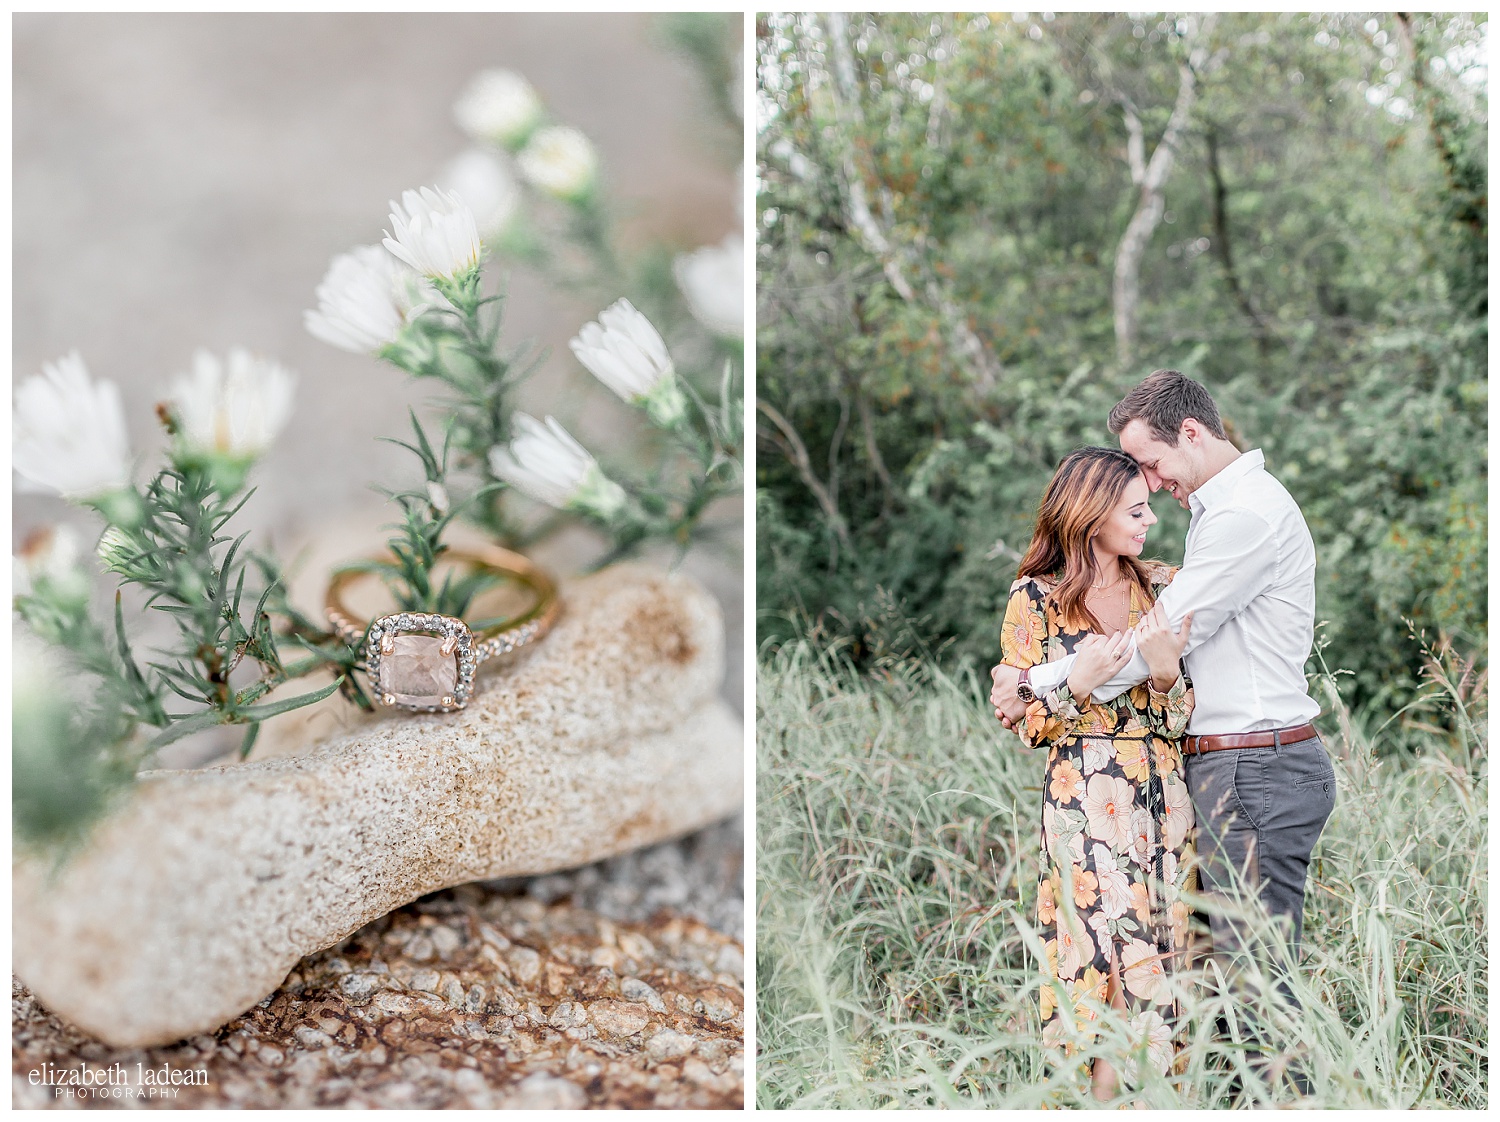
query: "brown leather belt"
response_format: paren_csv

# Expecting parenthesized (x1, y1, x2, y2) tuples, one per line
(1182, 723, 1319, 756)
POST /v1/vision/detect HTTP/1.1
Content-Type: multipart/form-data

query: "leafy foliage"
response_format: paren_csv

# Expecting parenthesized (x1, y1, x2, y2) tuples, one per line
(756, 12, 1487, 721)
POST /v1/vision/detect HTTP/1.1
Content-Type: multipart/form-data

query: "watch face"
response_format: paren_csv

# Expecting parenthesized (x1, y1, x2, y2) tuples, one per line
(1017, 684, 1036, 703)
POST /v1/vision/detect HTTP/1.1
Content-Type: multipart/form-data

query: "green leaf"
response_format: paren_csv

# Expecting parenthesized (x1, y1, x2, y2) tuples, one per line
(234, 678, 343, 722)
(237, 720, 262, 760)
(144, 707, 227, 753)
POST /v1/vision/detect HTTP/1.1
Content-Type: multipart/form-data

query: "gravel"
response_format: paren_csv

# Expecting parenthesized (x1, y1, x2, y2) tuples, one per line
(12, 823, 744, 1109)
(506, 815, 744, 942)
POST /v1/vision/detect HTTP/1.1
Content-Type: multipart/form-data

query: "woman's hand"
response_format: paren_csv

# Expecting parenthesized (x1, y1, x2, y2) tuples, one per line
(1067, 631, 1133, 701)
(1137, 603, 1193, 692)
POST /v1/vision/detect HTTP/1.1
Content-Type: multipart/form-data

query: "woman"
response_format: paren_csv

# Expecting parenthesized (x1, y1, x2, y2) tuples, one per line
(998, 446, 1195, 1098)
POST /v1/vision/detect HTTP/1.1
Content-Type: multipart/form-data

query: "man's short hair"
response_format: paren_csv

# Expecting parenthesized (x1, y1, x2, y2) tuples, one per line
(1107, 370, 1228, 445)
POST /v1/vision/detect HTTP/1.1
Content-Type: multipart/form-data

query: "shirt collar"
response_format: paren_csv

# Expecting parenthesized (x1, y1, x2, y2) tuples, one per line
(1189, 448, 1265, 515)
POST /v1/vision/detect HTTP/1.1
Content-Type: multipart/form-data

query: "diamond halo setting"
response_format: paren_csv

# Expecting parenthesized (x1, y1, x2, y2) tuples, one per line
(325, 545, 560, 717)
(364, 613, 478, 713)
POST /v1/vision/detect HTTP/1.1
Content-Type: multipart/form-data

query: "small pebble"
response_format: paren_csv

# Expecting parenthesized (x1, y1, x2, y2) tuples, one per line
(293, 1026, 333, 1050)
(407, 970, 441, 994)
(429, 925, 461, 956)
(548, 1001, 588, 1031)
(339, 973, 381, 1000)
(620, 976, 668, 1013)
(507, 946, 542, 985)
(645, 1028, 696, 1062)
(589, 1000, 651, 1039)
(503, 1073, 587, 1110)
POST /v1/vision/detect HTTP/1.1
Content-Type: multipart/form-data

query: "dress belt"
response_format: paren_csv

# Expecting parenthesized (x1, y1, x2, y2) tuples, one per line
(1182, 722, 1318, 756)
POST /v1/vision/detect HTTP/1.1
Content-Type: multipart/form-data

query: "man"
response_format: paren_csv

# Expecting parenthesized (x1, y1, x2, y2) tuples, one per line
(991, 370, 1336, 999)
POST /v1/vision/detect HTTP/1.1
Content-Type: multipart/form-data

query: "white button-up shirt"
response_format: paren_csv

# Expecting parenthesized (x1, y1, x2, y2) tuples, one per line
(1027, 449, 1320, 735)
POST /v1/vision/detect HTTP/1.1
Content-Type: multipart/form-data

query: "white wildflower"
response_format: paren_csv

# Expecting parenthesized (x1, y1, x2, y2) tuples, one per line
(453, 68, 543, 150)
(437, 148, 521, 240)
(13, 352, 133, 500)
(14, 525, 84, 600)
(488, 413, 626, 520)
(426, 480, 451, 516)
(95, 525, 137, 575)
(674, 234, 744, 338)
(170, 349, 296, 462)
(383, 187, 483, 280)
(304, 245, 436, 354)
(569, 299, 686, 428)
(517, 126, 598, 203)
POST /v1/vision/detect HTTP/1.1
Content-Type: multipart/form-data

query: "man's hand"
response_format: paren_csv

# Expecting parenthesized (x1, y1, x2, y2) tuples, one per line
(989, 663, 1027, 729)
(1137, 603, 1194, 691)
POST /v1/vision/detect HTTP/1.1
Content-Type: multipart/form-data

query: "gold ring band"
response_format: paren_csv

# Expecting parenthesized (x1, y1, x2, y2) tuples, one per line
(325, 545, 560, 713)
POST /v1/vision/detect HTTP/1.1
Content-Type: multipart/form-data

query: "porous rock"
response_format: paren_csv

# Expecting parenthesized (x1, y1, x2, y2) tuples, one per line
(12, 565, 741, 1049)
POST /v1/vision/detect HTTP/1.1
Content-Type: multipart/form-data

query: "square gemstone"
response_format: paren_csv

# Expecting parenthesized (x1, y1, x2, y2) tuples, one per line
(378, 634, 459, 708)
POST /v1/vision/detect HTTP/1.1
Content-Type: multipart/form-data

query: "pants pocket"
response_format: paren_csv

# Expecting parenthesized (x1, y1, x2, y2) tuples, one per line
(1292, 770, 1336, 810)
(1230, 750, 1269, 831)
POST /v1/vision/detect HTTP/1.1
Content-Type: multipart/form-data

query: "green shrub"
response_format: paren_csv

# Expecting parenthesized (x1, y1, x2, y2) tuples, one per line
(756, 13, 1487, 724)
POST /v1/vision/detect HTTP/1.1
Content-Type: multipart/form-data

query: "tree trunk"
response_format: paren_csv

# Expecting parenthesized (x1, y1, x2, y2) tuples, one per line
(824, 13, 915, 302)
(1111, 20, 1214, 366)
(823, 13, 1001, 396)
(1394, 13, 1487, 319)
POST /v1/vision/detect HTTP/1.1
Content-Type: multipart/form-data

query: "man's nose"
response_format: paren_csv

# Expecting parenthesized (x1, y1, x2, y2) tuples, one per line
(1142, 469, 1163, 492)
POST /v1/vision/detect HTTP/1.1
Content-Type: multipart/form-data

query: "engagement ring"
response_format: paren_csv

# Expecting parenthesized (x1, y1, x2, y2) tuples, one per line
(325, 546, 559, 713)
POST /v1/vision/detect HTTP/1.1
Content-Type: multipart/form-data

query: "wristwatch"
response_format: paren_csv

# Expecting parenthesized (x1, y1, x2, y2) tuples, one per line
(1016, 666, 1037, 704)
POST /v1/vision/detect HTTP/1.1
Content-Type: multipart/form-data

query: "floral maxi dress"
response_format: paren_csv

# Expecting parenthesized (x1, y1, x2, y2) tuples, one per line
(999, 568, 1195, 1076)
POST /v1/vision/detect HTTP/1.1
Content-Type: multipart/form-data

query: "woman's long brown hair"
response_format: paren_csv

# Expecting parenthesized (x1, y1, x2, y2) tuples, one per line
(1015, 446, 1152, 632)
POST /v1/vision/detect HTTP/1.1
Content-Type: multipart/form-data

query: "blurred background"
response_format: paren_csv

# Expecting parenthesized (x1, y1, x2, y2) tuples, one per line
(14, 11, 744, 713)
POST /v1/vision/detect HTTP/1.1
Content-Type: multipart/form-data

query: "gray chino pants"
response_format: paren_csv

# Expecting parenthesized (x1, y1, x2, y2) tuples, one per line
(1184, 734, 1336, 980)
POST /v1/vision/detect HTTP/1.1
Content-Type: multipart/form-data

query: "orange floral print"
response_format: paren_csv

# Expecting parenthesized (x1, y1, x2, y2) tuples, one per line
(998, 569, 1195, 1075)
(1115, 737, 1152, 783)
(1048, 758, 1084, 804)
(1038, 875, 1057, 925)
(1070, 864, 1099, 908)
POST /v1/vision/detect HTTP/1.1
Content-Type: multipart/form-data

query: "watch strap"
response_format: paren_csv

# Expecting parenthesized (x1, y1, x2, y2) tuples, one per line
(1017, 665, 1037, 703)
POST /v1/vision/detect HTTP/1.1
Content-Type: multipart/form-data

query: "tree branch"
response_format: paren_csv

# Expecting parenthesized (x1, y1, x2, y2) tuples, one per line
(826, 391, 851, 529)
(856, 389, 896, 518)
(1205, 127, 1275, 352)
(756, 398, 850, 545)
(1122, 101, 1147, 186)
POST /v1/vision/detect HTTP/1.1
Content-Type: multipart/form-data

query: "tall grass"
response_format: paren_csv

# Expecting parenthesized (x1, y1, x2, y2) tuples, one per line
(755, 641, 1487, 1108)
